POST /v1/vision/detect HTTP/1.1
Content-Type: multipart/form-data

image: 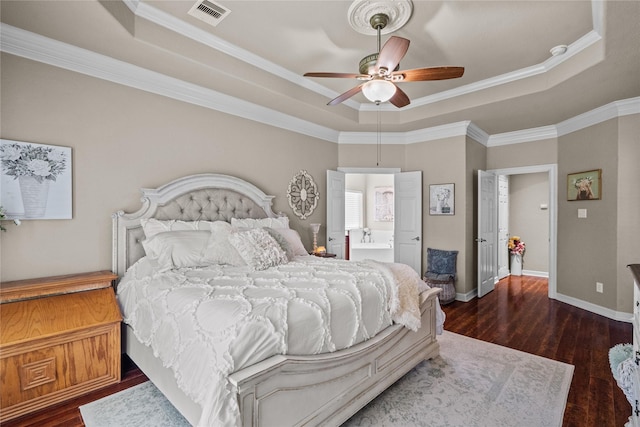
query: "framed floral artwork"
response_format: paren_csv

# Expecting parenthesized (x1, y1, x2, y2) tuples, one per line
(0, 139, 72, 219)
(567, 169, 601, 201)
(429, 183, 454, 215)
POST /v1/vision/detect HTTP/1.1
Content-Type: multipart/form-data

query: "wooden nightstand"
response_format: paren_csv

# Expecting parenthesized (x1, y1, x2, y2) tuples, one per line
(313, 252, 337, 258)
(0, 271, 121, 422)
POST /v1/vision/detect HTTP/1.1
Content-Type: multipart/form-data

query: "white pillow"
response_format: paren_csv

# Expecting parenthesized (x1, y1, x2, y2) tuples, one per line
(230, 216, 289, 229)
(142, 230, 212, 271)
(141, 218, 216, 238)
(265, 228, 308, 258)
(203, 221, 246, 266)
(228, 228, 288, 271)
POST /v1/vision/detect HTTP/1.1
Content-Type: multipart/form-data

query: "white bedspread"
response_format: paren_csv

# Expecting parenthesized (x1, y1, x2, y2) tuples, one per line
(117, 256, 438, 426)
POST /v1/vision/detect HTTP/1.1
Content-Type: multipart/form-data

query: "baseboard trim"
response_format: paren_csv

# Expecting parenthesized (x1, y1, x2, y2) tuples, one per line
(554, 292, 633, 323)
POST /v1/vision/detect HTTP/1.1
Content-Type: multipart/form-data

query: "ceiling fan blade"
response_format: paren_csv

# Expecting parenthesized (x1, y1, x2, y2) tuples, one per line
(393, 66, 465, 82)
(375, 36, 410, 74)
(304, 72, 368, 79)
(389, 85, 410, 108)
(327, 84, 364, 106)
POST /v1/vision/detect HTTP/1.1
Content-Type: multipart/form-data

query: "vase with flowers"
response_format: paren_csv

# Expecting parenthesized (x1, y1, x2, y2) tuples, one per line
(508, 236, 526, 276)
(0, 142, 67, 218)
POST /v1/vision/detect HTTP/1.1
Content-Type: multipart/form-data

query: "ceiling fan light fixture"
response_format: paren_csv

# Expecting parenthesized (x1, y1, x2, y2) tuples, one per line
(362, 79, 396, 103)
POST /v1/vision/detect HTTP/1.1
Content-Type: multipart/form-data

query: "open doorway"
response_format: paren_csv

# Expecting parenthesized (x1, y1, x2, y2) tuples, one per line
(346, 173, 395, 263)
(498, 172, 550, 279)
(489, 164, 557, 299)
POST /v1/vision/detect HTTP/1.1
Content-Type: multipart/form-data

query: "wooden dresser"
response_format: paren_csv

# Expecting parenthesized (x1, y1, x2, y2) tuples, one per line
(0, 271, 121, 422)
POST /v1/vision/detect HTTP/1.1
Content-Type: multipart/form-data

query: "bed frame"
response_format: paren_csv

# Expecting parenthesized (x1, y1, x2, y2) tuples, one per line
(113, 173, 441, 426)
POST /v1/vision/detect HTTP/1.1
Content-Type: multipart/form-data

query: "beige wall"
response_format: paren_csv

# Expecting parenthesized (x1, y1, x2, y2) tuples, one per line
(487, 138, 557, 170)
(0, 55, 337, 281)
(557, 118, 619, 309)
(465, 138, 488, 295)
(617, 115, 640, 310)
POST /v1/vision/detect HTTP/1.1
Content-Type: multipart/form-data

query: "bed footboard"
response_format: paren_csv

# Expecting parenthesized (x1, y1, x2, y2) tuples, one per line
(229, 287, 441, 426)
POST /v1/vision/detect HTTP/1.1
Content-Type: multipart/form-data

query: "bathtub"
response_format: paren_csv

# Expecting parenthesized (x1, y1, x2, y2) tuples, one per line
(350, 242, 394, 263)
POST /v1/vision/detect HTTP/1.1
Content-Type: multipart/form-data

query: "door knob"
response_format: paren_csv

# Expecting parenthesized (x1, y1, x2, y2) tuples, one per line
(328, 237, 334, 241)
(411, 236, 420, 241)
(475, 238, 486, 242)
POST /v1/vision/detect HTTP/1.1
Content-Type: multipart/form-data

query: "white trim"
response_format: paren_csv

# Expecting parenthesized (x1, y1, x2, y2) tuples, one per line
(1, 24, 637, 148)
(456, 289, 477, 303)
(489, 164, 558, 300)
(522, 270, 549, 278)
(0, 23, 340, 144)
(337, 167, 401, 174)
(555, 293, 633, 323)
(123, 0, 604, 113)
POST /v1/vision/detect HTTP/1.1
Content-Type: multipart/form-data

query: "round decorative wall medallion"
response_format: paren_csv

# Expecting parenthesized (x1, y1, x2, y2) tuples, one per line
(347, 0, 413, 36)
(287, 170, 320, 220)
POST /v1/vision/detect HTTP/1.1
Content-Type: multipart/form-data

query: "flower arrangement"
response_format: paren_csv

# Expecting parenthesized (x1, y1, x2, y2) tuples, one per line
(508, 236, 526, 256)
(0, 205, 21, 231)
(0, 142, 67, 183)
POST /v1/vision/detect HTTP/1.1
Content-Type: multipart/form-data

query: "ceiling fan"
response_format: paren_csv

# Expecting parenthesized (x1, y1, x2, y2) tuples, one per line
(304, 13, 464, 108)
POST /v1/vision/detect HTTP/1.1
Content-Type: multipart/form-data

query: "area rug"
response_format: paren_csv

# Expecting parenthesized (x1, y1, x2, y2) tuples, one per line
(80, 331, 573, 427)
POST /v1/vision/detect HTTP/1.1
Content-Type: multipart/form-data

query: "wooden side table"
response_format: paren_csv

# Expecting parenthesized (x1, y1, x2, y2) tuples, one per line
(0, 271, 121, 422)
(313, 252, 337, 258)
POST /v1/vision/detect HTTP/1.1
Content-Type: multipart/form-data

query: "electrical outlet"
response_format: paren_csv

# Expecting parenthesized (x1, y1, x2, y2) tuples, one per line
(596, 282, 603, 293)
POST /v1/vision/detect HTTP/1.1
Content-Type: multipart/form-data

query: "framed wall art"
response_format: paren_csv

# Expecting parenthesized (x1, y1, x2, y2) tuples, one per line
(429, 183, 454, 215)
(567, 169, 601, 201)
(374, 186, 393, 222)
(0, 139, 72, 219)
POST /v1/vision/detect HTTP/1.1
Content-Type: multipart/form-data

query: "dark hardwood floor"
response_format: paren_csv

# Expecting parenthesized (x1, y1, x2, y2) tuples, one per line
(442, 275, 633, 427)
(3, 275, 632, 426)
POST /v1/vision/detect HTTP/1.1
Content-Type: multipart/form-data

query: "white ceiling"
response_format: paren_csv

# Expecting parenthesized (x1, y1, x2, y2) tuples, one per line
(1, 0, 639, 137)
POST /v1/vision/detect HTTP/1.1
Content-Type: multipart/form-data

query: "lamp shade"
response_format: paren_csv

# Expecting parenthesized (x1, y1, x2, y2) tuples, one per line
(362, 80, 396, 103)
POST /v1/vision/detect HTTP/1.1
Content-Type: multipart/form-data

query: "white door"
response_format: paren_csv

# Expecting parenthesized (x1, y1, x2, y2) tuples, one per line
(394, 171, 422, 274)
(326, 170, 345, 258)
(477, 170, 498, 297)
(497, 175, 510, 279)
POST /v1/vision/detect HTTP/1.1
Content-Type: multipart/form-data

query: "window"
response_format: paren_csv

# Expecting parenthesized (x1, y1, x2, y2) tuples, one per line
(345, 190, 363, 230)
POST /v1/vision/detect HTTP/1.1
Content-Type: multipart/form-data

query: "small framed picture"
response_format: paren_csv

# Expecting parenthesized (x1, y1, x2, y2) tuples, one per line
(429, 183, 455, 215)
(567, 169, 601, 201)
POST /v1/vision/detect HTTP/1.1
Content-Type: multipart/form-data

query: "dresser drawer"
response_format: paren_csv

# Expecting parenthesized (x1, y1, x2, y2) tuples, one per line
(0, 321, 120, 421)
(0, 276, 121, 423)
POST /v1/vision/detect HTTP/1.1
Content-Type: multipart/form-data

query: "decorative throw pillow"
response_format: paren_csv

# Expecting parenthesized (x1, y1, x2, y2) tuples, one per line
(228, 228, 288, 270)
(203, 221, 245, 266)
(273, 228, 308, 256)
(141, 218, 216, 238)
(142, 230, 212, 271)
(230, 216, 289, 229)
(427, 248, 458, 276)
(263, 227, 309, 259)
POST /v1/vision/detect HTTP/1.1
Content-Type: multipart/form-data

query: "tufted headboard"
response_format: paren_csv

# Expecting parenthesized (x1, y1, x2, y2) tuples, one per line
(112, 173, 280, 277)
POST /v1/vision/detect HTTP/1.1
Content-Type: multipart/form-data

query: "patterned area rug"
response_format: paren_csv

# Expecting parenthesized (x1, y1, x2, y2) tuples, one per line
(80, 331, 573, 427)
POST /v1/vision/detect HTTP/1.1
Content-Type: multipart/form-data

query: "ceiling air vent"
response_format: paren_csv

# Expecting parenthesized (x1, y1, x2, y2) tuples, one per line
(188, 0, 231, 27)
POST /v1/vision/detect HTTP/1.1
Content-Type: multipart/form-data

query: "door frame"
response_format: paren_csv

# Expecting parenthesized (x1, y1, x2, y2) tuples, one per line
(488, 164, 557, 299)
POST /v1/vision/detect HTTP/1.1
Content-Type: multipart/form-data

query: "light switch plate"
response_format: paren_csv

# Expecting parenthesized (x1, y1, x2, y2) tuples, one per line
(578, 208, 587, 218)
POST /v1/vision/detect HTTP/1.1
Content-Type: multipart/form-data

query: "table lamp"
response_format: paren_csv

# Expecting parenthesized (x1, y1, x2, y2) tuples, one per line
(310, 223, 321, 253)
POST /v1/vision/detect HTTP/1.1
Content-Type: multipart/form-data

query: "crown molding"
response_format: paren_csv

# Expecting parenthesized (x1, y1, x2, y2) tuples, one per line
(125, 0, 603, 113)
(1, 24, 637, 149)
(556, 97, 640, 137)
(486, 97, 640, 146)
(124, 0, 361, 110)
(0, 23, 339, 144)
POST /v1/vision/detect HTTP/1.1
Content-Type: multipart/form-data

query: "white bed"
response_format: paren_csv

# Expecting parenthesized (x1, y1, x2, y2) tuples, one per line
(112, 173, 442, 427)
